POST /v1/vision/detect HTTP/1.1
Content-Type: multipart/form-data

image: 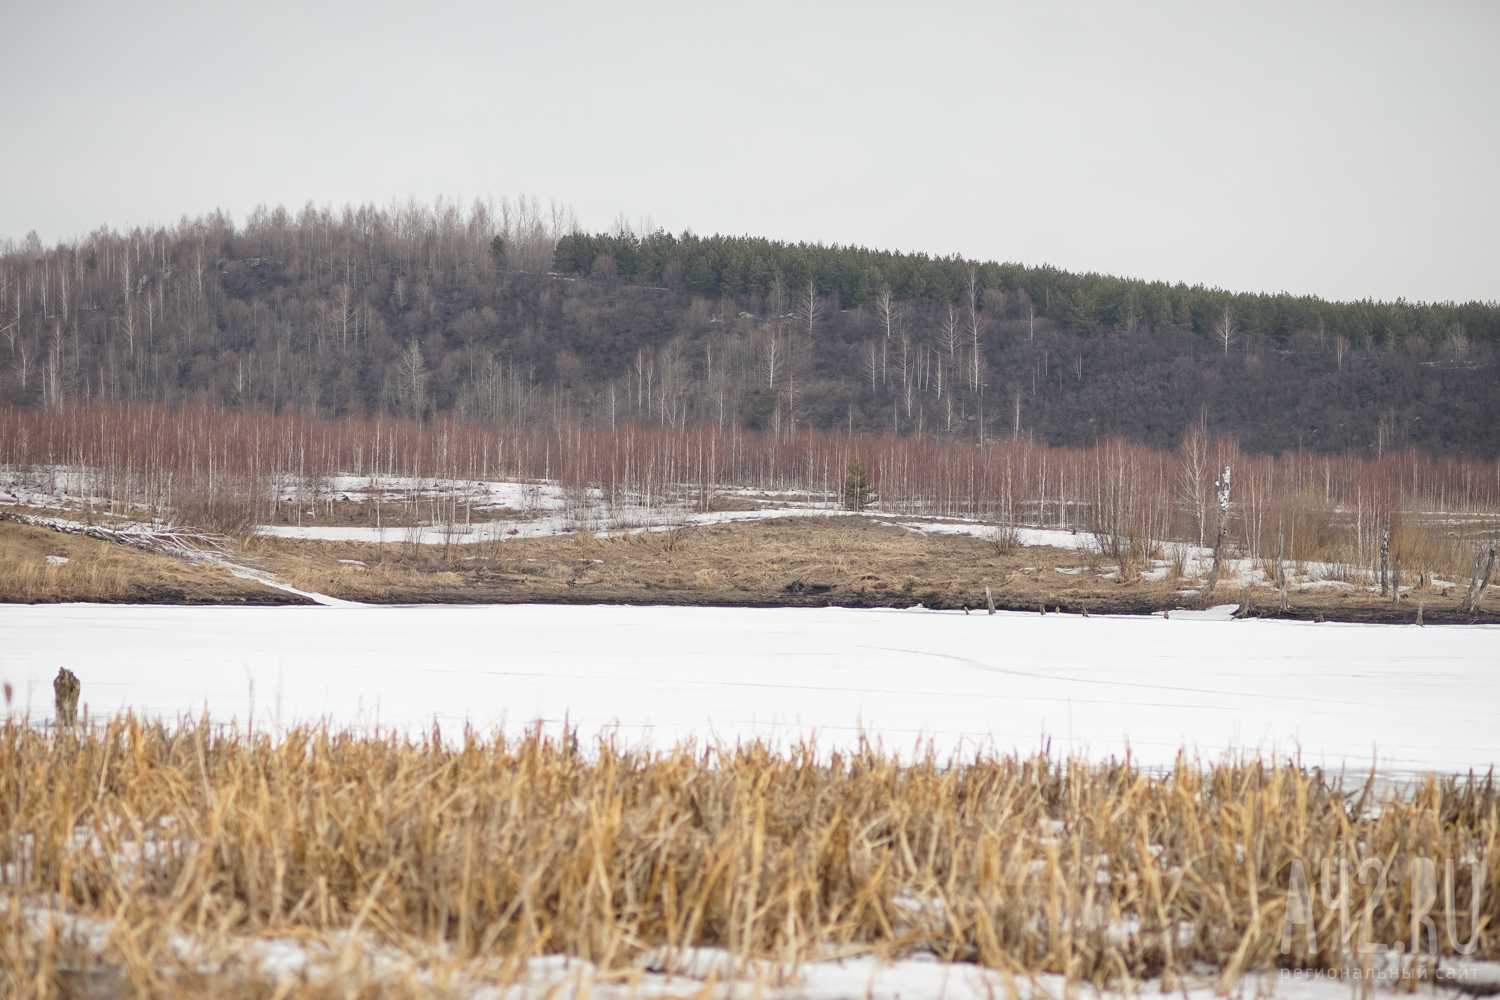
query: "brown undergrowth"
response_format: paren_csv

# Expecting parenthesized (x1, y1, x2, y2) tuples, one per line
(1, 719, 1496, 997)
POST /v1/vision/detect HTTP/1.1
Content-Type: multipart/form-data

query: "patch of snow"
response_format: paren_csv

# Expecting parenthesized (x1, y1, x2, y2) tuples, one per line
(0, 603, 1495, 779)
(1168, 604, 1241, 621)
(215, 560, 364, 608)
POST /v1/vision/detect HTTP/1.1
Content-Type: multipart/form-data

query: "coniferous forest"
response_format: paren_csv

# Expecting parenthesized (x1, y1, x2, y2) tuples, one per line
(2, 196, 1497, 457)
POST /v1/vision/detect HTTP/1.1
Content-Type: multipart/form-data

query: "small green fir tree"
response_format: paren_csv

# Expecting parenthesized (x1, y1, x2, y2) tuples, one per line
(844, 457, 872, 511)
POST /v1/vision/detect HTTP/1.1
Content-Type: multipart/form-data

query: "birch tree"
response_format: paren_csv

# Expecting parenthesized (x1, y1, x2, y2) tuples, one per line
(1178, 424, 1213, 549)
(798, 280, 820, 341)
(876, 285, 895, 340)
(760, 327, 782, 390)
(396, 339, 429, 421)
(966, 267, 984, 394)
(1214, 305, 1237, 355)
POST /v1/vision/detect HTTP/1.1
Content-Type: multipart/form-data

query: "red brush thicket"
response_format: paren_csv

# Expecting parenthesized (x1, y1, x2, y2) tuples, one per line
(1, 402, 1496, 578)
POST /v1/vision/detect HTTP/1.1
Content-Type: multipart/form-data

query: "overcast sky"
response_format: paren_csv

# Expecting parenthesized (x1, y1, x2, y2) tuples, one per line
(2, 1, 1495, 303)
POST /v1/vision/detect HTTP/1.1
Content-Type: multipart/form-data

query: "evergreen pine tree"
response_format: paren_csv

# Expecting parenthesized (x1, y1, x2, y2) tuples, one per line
(843, 457, 872, 511)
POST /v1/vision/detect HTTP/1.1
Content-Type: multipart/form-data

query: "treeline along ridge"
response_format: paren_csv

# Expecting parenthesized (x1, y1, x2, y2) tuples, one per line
(2, 197, 1496, 456)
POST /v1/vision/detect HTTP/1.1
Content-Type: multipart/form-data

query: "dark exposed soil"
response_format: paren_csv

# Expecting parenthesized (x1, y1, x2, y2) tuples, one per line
(339, 582, 1498, 624)
(10, 583, 313, 607)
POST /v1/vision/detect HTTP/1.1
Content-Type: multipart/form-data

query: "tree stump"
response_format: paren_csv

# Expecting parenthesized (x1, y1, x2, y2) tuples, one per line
(54, 669, 80, 730)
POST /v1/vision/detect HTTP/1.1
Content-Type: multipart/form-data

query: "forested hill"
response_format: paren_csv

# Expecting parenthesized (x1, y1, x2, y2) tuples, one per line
(552, 231, 1500, 347)
(2, 200, 1497, 457)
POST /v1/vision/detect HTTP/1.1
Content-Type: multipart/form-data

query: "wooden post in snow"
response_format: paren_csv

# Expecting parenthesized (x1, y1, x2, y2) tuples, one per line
(54, 668, 79, 730)
(985, 585, 995, 615)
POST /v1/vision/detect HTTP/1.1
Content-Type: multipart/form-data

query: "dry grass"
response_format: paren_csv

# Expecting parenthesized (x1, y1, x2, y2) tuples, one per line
(0, 520, 300, 605)
(244, 517, 1131, 610)
(241, 517, 1495, 620)
(1, 718, 1496, 997)
(11, 506, 1488, 619)
(240, 535, 469, 598)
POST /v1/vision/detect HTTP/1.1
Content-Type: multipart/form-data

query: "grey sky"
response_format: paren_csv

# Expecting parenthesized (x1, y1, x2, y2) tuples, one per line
(2, 1, 1496, 303)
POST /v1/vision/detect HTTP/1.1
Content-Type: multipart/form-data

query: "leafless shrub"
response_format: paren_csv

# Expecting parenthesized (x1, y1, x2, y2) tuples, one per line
(1167, 543, 1191, 583)
(170, 471, 263, 538)
(987, 523, 1021, 556)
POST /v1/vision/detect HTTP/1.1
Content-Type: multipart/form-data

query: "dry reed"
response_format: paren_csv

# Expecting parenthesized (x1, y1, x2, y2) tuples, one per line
(1, 718, 1496, 996)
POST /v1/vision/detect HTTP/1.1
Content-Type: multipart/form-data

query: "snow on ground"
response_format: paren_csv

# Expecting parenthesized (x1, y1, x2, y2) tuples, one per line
(488, 951, 1500, 1000)
(1, 603, 1494, 779)
(256, 502, 873, 544)
(13, 907, 1497, 1000)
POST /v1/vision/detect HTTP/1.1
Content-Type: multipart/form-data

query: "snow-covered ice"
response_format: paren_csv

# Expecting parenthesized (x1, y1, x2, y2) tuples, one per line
(0, 603, 1494, 778)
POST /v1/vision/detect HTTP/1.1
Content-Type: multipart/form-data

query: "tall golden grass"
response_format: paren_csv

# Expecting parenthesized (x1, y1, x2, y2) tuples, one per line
(0, 520, 295, 605)
(0, 543, 130, 602)
(2, 718, 1495, 995)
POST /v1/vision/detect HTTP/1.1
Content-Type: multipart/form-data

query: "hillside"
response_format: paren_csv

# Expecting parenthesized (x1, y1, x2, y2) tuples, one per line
(2, 199, 1496, 456)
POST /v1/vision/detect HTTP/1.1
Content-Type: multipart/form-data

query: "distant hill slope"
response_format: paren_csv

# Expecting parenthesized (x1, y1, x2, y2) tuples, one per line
(2, 202, 1496, 456)
(552, 230, 1500, 346)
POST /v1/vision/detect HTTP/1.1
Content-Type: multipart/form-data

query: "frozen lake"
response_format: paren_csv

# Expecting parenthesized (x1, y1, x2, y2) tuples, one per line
(0, 602, 1495, 777)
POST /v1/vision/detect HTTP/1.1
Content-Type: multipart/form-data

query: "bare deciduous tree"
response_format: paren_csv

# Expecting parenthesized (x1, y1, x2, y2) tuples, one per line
(966, 267, 985, 394)
(1199, 465, 1232, 601)
(10, 345, 34, 389)
(798, 280, 820, 341)
(897, 331, 915, 423)
(1178, 424, 1213, 549)
(1214, 305, 1237, 355)
(862, 341, 880, 395)
(760, 327, 782, 390)
(769, 271, 787, 318)
(876, 285, 896, 341)
(396, 339, 429, 422)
